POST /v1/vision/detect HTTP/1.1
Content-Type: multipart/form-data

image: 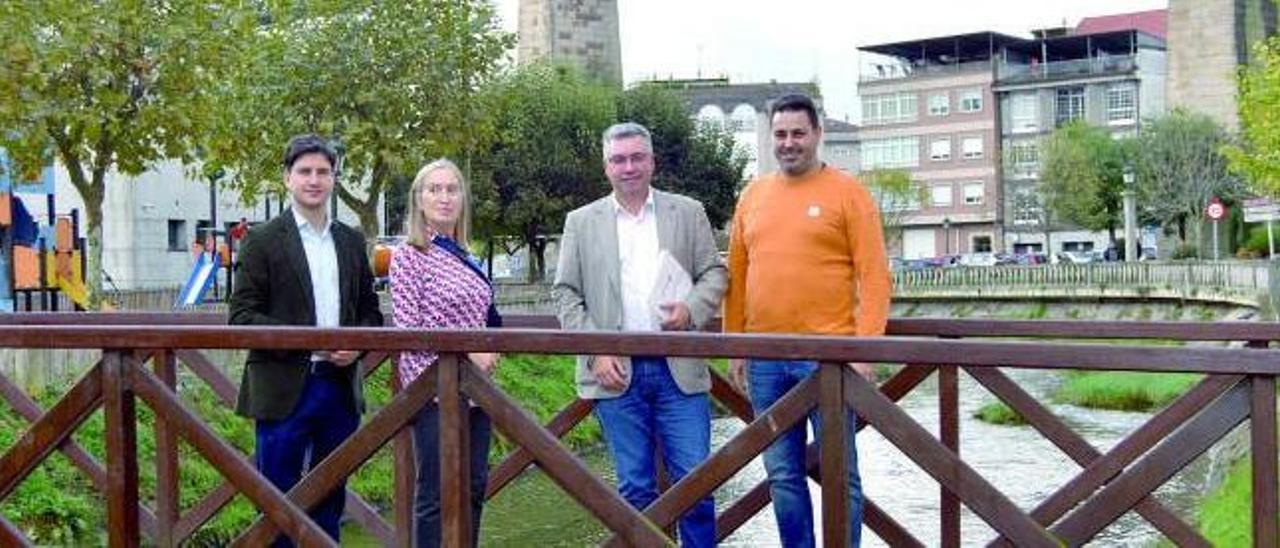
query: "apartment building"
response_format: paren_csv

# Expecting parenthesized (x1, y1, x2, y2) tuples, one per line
(995, 28, 1167, 255)
(858, 33, 1020, 259)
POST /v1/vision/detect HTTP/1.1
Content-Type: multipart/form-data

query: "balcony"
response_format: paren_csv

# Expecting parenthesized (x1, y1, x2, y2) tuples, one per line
(860, 59, 994, 84)
(997, 55, 1138, 85)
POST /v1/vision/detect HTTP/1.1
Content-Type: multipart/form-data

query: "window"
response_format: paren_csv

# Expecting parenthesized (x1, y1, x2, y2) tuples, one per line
(972, 235, 993, 253)
(961, 137, 984, 159)
(1010, 93, 1038, 133)
(1055, 87, 1085, 127)
(862, 92, 918, 125)
(860, 137, 919, 169)
(825, 144, 856, 157)
(928, 93, 949, 116)
(1006, 139, 1039, 179)
(730, 104, 757, 132)
(929, 138, 951, 161)
(1106, 84, 1136, 124)
(1012, 189, 1042, 225)
(167, 220, 187, 252)
(959, 89, 983, 113)
(963, 182, 984, 205)
(194, 219, 214, 245)
(931, 185, 953, 207)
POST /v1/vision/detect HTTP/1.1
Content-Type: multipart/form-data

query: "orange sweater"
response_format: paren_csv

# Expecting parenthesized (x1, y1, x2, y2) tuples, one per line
(723, 166, 891, 337)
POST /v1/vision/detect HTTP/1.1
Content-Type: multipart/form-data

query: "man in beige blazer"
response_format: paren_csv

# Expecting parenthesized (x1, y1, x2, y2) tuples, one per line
(554, 122, 726, 547)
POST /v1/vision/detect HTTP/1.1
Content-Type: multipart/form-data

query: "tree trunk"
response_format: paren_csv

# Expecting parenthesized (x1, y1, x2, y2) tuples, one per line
(83, 190, 105, 310)
(527, 237, 547, 283)
(335, 182, 381, 247)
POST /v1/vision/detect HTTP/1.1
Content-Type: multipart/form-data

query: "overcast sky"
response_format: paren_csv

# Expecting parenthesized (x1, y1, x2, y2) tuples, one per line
(493, 0, 1168, 121)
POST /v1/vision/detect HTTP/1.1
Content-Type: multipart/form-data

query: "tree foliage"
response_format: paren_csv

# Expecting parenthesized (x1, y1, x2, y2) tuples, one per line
(1136, 109, 1243, 246)
(204, 0, 513, 240)
(1229, 35, 1280, 195)
(1039, 122, 1130, 242)
(0, 0, 259, 308)
(862, 169, 924, 250)
(470, 64, 617, 281)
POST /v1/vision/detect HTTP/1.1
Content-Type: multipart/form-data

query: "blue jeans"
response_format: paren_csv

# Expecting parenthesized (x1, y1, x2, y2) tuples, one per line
(255, 372, 360, 546)
(593, 356, 715, 547)
(748, 360, 862, 547)
(412, 403, 492, 548)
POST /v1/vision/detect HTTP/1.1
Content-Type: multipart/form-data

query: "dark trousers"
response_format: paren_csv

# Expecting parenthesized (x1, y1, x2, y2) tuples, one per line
(254, 372, 359, 547)
(412, 402, 493, 548)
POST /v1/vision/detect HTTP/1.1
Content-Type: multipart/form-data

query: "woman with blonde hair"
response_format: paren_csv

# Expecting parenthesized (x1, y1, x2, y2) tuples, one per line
(389, 158, 501, 547)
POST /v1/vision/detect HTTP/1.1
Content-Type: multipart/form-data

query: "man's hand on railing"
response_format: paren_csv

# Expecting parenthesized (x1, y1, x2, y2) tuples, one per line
(728, 358, 748, 394)
(849, 362, 876, 382)
(467, 352, 500, 375)
(591, 355, 628, 391)
(327, 350, 360, 366)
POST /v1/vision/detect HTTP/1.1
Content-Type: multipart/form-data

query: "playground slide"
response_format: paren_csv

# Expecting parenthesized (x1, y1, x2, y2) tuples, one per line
(175, 252, 221, 308)
(54, 275, 97, 310)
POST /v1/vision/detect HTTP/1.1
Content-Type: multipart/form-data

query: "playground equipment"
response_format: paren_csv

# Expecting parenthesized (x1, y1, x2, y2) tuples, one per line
(2, 151, 98, 311)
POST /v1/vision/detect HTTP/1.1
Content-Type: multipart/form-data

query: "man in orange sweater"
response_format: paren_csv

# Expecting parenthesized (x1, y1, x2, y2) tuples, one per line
(724, 93, 891, 547)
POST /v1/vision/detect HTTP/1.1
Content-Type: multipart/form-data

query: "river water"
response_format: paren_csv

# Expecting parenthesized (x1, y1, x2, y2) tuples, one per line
(478, 368, 1231, 546)
(712, 368, 1228, 547)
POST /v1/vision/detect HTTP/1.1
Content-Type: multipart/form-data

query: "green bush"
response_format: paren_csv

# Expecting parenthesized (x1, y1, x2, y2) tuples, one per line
(1240, 224, 1278, 257)
(972, 401, 1026, 426)
(1172, 243, 1199, 260)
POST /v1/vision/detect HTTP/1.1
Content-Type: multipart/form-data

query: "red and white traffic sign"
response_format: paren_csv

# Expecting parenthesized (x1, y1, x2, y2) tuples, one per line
(1205, 197, 1226, 221)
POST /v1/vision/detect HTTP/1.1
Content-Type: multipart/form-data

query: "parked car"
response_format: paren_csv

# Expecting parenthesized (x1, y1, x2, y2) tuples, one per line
(1057, 250, 1096, 264)
(957, 252, 999, 267)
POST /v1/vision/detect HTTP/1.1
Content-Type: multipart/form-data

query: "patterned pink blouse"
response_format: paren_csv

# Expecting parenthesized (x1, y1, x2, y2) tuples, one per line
(390, 241, 492, 387)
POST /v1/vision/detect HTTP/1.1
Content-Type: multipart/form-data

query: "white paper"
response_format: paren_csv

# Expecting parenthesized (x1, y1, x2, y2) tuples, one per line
(648, 249, 693, 326)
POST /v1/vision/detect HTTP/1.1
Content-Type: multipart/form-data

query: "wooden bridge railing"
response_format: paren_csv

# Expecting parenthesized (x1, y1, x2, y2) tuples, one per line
(0, 313, 1278, 546)
(892, 260, 1279, 296)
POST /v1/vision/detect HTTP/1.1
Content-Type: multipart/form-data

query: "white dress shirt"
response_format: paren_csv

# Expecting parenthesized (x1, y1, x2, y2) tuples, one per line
(614, 192, 661, 332)
(292, 208, 340, 360)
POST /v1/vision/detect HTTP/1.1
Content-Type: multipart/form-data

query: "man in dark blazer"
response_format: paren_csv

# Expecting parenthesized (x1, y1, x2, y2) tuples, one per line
(229, 134, 383, 544)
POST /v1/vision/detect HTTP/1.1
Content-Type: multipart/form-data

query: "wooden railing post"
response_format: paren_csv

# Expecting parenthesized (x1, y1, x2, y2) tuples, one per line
(438, 354, 472, 547)
(104, 350, 140, 547)
(152, 350, 179, 547)
(1248, 340, 1277, 548)
(938, 363, 960, 548)
(391, 359, 415, 548)
(819, 362, 849, 547)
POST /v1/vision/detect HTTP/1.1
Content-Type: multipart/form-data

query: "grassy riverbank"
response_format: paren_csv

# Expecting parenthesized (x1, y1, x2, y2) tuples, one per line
(1197, 457, 1254, 547)
(0, 352, 594, 545)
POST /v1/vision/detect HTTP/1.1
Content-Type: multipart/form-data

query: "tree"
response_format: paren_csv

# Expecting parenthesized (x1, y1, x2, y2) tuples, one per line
(205, 0, 512, 241)
(1136, 109, 1243, 251)
(1039, 121, 1130, 244)
(470, 64, 617, 281)
(616, 86, 747, 228)
(862, 169, 924, 251)
(0, 1, 259, 308)
(1229, 36, 1280, 194)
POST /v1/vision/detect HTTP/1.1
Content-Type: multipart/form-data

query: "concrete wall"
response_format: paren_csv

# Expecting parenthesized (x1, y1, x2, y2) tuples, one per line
(1167, 0, 1242, 129)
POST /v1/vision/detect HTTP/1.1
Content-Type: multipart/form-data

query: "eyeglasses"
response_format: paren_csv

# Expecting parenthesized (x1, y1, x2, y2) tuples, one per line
(607, 152, 651, 166)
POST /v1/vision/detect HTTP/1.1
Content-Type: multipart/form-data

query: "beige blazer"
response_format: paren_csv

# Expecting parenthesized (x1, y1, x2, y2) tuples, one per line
(553, 189, 728, 399)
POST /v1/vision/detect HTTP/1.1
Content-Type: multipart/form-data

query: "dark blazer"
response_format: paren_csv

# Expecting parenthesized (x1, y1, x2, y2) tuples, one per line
(229, 211, 383, 420)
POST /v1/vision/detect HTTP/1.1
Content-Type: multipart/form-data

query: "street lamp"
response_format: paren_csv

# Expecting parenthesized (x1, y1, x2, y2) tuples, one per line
(1122, 166, 1137, 262)
(942, 217, 951, 255)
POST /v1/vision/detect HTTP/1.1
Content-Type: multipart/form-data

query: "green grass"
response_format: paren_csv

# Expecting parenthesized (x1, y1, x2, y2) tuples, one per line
(1198, 457, 1264, 547)
(1053, 371, 1202, 411)
(972, 401, 1026, 426)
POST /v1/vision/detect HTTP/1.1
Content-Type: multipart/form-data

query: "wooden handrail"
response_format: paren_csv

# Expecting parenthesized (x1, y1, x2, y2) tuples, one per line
(0, 314, 1277, 546)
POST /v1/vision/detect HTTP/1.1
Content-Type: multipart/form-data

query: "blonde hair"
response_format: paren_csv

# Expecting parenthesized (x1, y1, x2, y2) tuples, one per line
(405, 158, 471, 249)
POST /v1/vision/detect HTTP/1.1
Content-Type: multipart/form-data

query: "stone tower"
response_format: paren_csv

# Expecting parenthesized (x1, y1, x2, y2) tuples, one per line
(1167, 0, 1278, 130)
(518, 0, 623, 86)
